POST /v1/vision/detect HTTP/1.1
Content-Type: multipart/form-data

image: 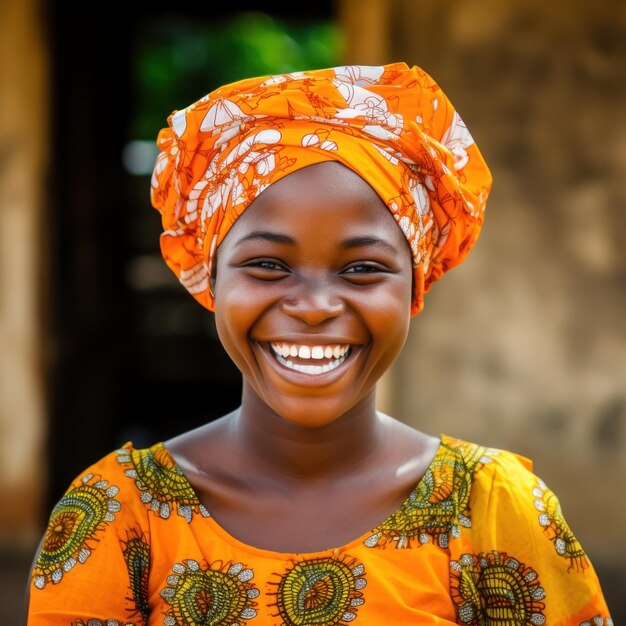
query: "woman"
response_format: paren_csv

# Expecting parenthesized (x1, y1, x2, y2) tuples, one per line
(27, 62, 612, 624)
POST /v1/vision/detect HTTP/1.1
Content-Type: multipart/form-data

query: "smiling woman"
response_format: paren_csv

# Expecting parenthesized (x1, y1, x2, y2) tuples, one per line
(26, 63, 612, 625)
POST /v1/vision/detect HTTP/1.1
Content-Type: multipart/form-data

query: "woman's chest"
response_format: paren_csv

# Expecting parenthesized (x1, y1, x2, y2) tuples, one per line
(191, 487, 420, 554)
(183, 458, 432, 554)
(144, 526, 458, 625)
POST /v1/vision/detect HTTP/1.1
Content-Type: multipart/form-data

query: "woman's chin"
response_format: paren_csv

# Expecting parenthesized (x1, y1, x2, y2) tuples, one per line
(262, 393, 371, 430)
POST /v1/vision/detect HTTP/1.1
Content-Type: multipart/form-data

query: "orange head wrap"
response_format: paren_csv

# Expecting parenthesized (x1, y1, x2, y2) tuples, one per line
(150, 62, 492, 316)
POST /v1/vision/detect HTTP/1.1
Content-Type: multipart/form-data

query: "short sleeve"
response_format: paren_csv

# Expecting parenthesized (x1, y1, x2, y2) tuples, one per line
(451, 448, 612, 625)
(27, 443, 150, 625)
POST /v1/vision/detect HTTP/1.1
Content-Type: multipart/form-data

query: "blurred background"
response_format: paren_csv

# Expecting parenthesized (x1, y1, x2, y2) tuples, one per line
(2, 0, 624, 621)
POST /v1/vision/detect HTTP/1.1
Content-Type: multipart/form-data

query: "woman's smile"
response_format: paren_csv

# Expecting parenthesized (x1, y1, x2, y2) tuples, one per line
(269, 341, 351, 375)
(256, 339, 360, 384)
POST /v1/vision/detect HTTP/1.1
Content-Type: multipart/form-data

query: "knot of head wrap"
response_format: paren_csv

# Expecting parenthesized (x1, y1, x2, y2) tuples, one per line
(150, 62, 492, 316)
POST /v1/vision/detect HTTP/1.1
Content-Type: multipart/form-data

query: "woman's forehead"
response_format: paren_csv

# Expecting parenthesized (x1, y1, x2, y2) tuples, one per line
(226, 161, 405, 241)
(250, 161, 388, 212)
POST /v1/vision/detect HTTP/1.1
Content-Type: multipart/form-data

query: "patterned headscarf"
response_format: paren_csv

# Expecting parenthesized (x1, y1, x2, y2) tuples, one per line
(150, 62, 492, 316)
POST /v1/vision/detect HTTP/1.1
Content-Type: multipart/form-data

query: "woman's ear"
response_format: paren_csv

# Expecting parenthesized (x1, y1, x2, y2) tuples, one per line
(209, 275, 216, 299)
(209, 256, 217, 298)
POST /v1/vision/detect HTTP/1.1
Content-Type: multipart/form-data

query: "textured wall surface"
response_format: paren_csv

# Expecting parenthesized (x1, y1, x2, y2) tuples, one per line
(0, 0, 47, 547)
(0, 0, 48, 621)
(374, 0, 626, 608)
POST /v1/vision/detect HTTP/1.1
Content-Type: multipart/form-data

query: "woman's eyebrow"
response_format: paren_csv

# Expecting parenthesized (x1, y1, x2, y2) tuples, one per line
(235, 232, 397, 253)
(235, 231, 296, 246)
(341, 236, 397, 253)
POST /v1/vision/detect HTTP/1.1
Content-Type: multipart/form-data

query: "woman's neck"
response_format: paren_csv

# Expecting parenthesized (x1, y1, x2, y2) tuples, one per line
(229, 384, 387, 482)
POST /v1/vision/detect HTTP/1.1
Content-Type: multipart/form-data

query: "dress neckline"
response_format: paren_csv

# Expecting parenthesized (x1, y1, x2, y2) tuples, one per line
(133, 435, 453, 559)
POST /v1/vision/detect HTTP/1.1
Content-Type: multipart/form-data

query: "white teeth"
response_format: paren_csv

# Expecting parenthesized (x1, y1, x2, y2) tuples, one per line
(273, 350, 350, 375)
(311, 346, 324, 359)
(271, 343, 351, 360)
(268, 342, 352, 375)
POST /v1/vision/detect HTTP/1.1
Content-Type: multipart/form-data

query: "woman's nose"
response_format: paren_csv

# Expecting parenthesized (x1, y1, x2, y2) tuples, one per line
(279, 278, 345, 325)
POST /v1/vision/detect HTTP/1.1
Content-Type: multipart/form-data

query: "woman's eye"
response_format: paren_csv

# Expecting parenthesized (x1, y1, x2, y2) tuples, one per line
(344, 264, 381, 274)
(243, 260, 290, 277)
(252, 261, 285, 271)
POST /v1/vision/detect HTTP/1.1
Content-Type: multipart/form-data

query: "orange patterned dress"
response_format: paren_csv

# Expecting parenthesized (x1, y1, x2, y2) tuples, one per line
(27, 435, 612, 625)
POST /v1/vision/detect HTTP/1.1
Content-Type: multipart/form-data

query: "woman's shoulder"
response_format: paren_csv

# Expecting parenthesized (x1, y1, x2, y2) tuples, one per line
(64, 440, 160, 487)
(107, 440, 211, 522)
(437, 433, 547, 520)
(52, 441, 164, 519)
(440, 433, 535, 483)
(52, 439, 202, 525)
(439, 433, 583, 556)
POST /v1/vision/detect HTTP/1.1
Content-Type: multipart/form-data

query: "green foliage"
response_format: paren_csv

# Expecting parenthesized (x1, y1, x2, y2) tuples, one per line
(132, 12, 342, 140)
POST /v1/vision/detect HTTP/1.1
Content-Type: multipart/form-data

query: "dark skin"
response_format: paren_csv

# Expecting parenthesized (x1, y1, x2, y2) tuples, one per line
(166, 162, 440, 553)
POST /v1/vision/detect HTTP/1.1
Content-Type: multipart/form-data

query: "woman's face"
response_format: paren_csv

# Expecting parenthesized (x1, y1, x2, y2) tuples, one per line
(212, 161, 413, 428)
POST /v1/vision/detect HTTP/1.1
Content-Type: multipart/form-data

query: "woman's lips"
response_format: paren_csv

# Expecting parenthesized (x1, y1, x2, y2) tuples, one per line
(256, 340, 359, 385)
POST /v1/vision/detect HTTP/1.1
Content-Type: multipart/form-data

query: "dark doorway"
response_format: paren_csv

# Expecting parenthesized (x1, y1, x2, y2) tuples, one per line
(43, 1, 338, 512)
